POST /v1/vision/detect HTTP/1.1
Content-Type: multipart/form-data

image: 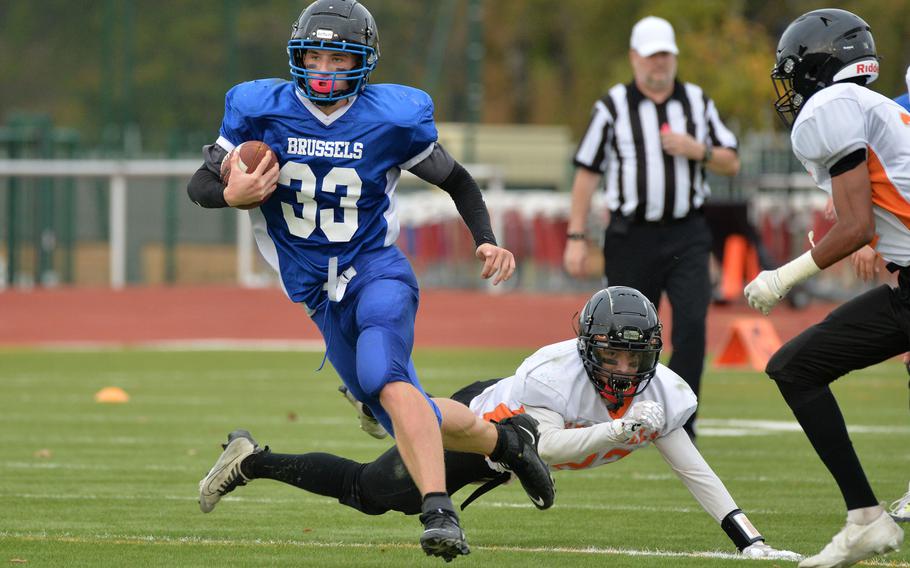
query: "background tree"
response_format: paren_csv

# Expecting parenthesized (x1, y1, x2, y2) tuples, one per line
(1, 0, 908, 155)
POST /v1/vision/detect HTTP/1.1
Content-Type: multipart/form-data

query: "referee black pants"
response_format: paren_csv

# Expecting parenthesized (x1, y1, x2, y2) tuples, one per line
(602, 214, 712, 438)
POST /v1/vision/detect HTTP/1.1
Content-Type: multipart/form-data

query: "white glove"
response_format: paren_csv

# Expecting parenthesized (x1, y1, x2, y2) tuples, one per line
(745, 251, 821, 316)
(604, 401, 665, 443)
(744, 269, 788, 315)
(741, 541, 803, 561)
(626, 400, 665, 432)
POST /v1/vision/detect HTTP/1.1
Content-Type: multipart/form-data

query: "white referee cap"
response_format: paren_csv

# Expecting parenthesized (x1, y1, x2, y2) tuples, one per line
(630, 16, 678, 57)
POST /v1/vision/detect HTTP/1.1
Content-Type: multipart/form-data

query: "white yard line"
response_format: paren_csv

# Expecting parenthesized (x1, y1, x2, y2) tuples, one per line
(1, 530, 908, 566)
(698, 419, 910, 436)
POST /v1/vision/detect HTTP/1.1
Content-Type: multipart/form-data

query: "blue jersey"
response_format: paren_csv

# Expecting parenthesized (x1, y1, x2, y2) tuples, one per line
(895, 93, 910, 112)
(217, 79, 438, 309)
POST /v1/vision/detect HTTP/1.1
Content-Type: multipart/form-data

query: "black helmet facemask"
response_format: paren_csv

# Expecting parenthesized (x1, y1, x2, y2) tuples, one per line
(576, 287, 662, 412)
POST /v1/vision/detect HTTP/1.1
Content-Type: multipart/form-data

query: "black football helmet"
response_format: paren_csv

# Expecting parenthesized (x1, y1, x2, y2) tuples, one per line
(772, 8, 878, 128)
(576, 287, 662, 411)
(288, 0, 379, 105)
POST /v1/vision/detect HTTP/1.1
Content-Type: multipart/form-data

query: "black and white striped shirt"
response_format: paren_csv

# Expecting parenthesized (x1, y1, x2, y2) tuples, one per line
(574, 80, 737, 223)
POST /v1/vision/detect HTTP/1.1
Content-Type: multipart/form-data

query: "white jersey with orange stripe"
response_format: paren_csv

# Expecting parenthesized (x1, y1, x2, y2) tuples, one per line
(791, 82, 910, 267)
(468, 339, 697, 471)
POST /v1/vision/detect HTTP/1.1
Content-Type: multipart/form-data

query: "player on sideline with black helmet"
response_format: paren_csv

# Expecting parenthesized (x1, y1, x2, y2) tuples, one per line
(744, 8, 909, 567)
(199, 287, 800, 561)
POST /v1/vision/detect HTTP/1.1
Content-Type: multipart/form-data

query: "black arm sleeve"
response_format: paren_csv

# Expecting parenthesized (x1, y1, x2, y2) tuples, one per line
(187, 143, 230, 208)
(439, 162, 497, 247)
(408, 143, 497, 247)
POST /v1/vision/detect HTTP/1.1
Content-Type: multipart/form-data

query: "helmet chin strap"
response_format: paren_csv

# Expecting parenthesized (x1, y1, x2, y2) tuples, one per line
(600, 387, 626, 412)
(605, 397, 623, 412)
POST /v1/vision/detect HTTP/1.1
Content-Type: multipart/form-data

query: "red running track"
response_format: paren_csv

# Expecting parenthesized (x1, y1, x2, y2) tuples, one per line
(0, 286, 837, 352)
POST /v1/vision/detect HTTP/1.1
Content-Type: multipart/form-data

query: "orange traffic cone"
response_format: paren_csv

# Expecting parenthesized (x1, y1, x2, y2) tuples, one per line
(95, 386, 130, 403)
(714, 318, 783, 371)
(719, 235, 760, 302)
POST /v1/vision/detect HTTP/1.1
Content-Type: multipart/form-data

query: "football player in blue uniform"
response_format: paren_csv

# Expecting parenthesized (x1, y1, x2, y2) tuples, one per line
(894, 64, 910, 112)
(187, 0, 554, 562)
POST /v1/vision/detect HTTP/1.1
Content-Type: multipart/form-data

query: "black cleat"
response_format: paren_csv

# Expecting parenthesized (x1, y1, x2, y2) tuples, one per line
(496, 414, 556, 510)
(419, 508, 470, 562)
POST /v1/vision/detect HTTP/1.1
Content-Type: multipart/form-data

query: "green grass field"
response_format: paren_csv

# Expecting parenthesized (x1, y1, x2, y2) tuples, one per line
(1, 348, 908, 567)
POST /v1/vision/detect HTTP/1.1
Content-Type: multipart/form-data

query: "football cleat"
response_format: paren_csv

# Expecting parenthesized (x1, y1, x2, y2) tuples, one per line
(798, 511, 903, 568)
(741, 541, 803, 561)
(495, 414, 556, 510)
(198, 429, 261, 513)
(890, 482, 910, 523)
(419, 508, 470, 562)
(338, 385, 388, 440)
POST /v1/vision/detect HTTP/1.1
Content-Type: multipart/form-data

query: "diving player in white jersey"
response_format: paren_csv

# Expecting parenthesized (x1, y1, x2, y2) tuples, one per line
(196, 287, 799, 560)
(744, 8, 908, 568)
(187, 1, 553, 561)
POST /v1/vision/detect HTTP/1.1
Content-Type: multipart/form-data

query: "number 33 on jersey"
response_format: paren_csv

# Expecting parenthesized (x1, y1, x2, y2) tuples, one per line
(278, 163, 362, 242)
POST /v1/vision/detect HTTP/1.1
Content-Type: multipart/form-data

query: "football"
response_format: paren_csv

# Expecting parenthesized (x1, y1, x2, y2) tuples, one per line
(220, 141, 278, 209)
(220, 141, 277, 183)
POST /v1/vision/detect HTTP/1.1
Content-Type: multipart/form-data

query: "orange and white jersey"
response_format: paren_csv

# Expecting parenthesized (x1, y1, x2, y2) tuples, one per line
(791, 82, 910, 266)
(468, 339, 697, 471)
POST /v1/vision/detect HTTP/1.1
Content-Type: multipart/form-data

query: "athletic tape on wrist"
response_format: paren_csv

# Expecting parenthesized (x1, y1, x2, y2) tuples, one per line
(777, 250, 820, 290)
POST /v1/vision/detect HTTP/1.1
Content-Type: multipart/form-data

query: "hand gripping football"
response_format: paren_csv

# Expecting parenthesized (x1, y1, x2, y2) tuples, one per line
(220, 141, 277, 184)
(220, 141, 278, 209)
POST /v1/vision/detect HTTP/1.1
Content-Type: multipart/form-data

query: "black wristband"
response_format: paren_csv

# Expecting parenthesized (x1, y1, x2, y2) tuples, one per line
(721, 509, 763, 551)
(702, 144, 714, 164)
(566, 232, 587, 241)
(701, 144, 714, 164)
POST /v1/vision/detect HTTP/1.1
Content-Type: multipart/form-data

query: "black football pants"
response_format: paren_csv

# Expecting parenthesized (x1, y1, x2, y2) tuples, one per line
(767, 269, 910, 509)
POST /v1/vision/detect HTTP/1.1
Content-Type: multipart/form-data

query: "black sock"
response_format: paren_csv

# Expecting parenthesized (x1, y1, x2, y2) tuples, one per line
(778, 382, 877, 509)
(487, 423, 510, 463)
(241, 450, 362, 500)
(421, 492, 455, 515)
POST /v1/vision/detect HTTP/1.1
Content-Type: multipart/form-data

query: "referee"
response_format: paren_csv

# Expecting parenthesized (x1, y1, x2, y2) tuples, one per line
(563, 16, 740, 440)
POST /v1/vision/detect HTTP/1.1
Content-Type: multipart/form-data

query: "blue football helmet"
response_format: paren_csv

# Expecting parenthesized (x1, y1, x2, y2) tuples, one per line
(288, 0, 380, 105)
